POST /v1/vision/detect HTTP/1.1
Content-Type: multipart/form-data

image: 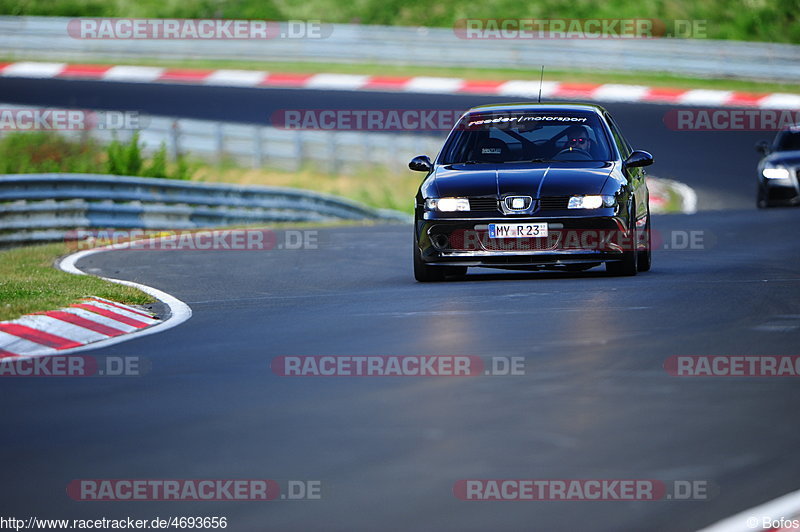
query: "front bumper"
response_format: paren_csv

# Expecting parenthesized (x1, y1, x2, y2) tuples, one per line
(416, 215, 636, 267)
(762, 180, 800, 206)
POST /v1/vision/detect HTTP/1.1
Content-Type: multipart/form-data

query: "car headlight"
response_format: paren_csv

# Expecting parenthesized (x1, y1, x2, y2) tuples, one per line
(762, 166, 791, 180)
(568, 195, 615, 209)
(425, 197, 470, 212)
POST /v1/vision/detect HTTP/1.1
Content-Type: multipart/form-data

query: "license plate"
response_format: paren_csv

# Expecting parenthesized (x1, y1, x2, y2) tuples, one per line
(488, 223, 548, 238)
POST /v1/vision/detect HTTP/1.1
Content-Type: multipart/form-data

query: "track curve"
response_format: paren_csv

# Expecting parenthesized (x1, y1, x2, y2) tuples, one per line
(1, 78, 799, 531)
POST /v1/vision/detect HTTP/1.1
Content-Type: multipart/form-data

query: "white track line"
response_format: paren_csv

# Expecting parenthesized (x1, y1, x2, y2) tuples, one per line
(52, 241, 193, 355)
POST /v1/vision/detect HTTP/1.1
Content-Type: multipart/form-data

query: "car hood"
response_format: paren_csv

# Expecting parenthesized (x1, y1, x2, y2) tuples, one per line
(764, 150, 800, 167)
(432, 161, 615, 198)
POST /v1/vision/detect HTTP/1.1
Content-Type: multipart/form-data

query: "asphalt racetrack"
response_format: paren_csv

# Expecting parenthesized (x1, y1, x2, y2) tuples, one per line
(1, 78, 799, 531)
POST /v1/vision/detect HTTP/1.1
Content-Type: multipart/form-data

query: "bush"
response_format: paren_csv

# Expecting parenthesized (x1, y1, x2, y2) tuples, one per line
(104, 133, 195, 179)
(106, 132, 143, 176)
(0, 131, 195, 180)
(0, 132, 101, 174)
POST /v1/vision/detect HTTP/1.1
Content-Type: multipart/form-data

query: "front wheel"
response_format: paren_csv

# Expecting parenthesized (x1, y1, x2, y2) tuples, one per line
(413, 239, 466, 282)
(757, 186, 770, 209)
(605, 254, 637, 276)
(637, 209, 652, 272)
(606, 202, 638, 276)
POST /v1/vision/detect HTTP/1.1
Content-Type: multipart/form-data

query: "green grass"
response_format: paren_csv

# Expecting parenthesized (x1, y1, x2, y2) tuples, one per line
(0, 131, 102, 174)
(194, 163, 419, 215)
(0, 0, 798, 43)
(0, 243, 154, 321)
(2, 54, 797, 95)
(0, 131, 196, 178)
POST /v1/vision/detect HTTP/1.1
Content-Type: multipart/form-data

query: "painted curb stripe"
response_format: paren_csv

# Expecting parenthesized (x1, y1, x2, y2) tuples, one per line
(0, 234, 190, 359)
(84, 297, 154, 319)
(71, 304, 151, 328)
(14, 315, 108, 343)
(0, 324, 82, 349)
(0, 61, 797, 109)
(43, 310, 126, 337)
(55, 308, 139, 333)
(79, 300, 159, 323)
(0, 331, 58, 357)
(60, 64, 113, 78)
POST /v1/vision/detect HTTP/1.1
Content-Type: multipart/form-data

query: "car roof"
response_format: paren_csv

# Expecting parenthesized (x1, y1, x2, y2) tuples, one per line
(465, 102, 609, 115)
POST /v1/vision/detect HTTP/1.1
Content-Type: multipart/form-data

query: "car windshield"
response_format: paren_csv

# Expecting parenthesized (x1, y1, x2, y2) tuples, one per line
(438, 111, 613, 164)
(775, 130, 800, 151)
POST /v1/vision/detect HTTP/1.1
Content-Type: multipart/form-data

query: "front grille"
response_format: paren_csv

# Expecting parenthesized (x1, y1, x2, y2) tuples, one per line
(444, 228, 558, 251)
(468, 197, 499, 211)
(481, 237, 559, 251)
(768, 187, 799, 201)
(538, 196, 570, 210)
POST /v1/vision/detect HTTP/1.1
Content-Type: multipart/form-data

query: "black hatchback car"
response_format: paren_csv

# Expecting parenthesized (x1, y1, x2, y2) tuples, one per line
(410, 103, 653, 282)
(756, 125, 800, 208)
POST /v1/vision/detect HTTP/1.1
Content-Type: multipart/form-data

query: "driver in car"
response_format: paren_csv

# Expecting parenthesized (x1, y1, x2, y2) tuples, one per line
(564, 125, 593, 154)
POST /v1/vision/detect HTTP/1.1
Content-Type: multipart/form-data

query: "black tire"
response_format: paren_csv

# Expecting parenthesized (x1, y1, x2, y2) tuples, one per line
(413, 238, 466, 282)
(605, 254, 637, 276)
(606, 202, 638, 276)
(757, 186, 770, 209)
(637, 209, 652, 272)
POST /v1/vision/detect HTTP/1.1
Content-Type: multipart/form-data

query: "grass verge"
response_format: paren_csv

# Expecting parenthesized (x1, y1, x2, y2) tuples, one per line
(194, 164, 420, 215)
(0, 242, 154, 322)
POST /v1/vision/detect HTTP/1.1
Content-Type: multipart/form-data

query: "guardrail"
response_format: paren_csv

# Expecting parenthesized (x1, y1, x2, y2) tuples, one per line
(1, 16, 798, 81)
(0, 103, 446, 173)
(0, 174, 410, 244)
(111, 116, 444, 174)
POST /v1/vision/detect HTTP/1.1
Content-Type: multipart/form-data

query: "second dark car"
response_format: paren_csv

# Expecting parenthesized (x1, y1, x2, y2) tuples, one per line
(756, 125, 800, 208)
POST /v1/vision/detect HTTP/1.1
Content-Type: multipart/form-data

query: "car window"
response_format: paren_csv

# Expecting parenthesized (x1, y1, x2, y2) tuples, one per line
(605, 113, 632, 159)
(439, 111, 613, 164)
(774, 130, 800, 151)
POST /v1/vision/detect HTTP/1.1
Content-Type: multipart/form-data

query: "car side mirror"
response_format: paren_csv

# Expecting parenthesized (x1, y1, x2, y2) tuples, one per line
(624, 150, 653, 168)
(409, 155, 433, 172)
(755, 141, 770, 155)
